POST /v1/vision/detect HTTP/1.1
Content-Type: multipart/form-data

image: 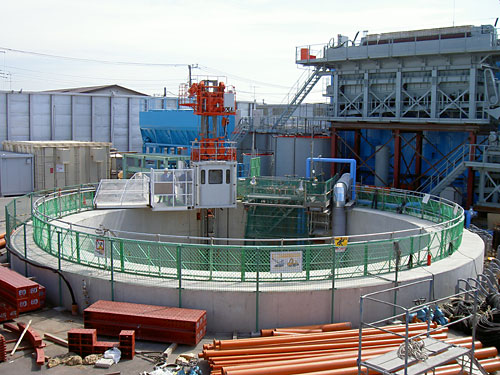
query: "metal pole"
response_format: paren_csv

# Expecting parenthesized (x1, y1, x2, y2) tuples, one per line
(23, 224, 27, 277)
(256, 247, 260, 332)
(5, 205, 10, 263)
(404, 309, 410, 375)
(177, 245, 182, 308)
(110, 239, 114, 301)
(357, 296, 364, 375)
(209, 238, 214, 281)
(393, 241, 400, 317)
(331, 240, 336, 323)
(57, 231, 62, 307)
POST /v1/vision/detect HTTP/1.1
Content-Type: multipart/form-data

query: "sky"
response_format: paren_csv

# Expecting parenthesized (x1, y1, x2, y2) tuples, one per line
(0, 0, 499, 103)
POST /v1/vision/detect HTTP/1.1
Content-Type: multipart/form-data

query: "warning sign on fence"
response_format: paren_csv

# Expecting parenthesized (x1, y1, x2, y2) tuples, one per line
(334, 236, 348, 253)
(270, 251, 303, 273)
(95, 239, 105, 257)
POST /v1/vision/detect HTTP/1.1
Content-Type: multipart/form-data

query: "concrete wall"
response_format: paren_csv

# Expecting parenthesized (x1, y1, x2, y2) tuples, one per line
(0, 91, 146, 151)
(65, 203, 248, 242)
(347, 208, 423, 240)
(10, 228, 482, 333)
(67, 206, 421, 242)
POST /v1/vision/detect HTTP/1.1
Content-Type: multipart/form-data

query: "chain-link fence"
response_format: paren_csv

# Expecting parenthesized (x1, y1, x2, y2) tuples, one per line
(5, 184, 464, 328)
(6, 184, 463, 282)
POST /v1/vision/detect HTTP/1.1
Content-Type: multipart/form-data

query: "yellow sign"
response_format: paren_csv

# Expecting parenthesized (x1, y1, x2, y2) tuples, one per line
(334, 237, 348, 247)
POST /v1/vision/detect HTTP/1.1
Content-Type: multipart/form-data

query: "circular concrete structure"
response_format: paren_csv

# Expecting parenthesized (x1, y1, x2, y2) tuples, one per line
(6, 185, 483, 332)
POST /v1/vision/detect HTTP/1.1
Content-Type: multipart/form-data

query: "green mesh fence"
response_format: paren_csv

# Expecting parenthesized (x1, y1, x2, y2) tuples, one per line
(6, 183, 464, 284)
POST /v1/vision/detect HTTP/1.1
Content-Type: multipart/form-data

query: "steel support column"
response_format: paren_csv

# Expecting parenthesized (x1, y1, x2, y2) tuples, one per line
(330, 125, 338, 175)
(393, 130, 401, 188)
(414, 132, 423, 189)
(467, 132, 477, 209)
(354, 129, 361, 166)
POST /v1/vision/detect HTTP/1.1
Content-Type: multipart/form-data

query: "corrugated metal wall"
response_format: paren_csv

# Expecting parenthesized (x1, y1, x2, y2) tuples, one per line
(0, 91, 149, 151)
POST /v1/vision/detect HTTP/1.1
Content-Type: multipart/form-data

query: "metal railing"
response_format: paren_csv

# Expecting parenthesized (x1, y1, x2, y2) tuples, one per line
(418, 143, 488, 193)
(5, 184, 464, 285)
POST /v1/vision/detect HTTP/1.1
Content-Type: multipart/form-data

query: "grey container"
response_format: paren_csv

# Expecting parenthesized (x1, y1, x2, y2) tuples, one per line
(0, 151, 34, 196)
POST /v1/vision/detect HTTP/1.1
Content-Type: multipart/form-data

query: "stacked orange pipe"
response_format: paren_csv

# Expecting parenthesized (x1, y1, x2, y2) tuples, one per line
(201, 322, 499, 375)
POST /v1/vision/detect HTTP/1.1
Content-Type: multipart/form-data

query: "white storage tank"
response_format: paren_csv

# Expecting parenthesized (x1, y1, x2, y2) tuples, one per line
(2, 141, 110, 190)
(0, 151, 34, 196)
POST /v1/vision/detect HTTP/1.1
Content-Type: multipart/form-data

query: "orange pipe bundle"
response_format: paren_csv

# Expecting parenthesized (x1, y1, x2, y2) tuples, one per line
(261, 322, 352, 336)
(202, 330, 447, 359)
(221, 347, 497, 375)
(288, 358, 500, 375)
(208, 338, 481, 370)
(214, 322, 438, 350)
(202, 319, 498, 375)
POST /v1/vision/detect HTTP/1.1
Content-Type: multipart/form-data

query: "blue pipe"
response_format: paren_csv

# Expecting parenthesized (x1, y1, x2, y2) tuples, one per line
(464, 207, 477, 229)
(306, 157, 357, 201)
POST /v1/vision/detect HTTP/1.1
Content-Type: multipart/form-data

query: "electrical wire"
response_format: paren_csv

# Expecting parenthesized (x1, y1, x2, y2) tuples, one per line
(0, 46, 188, 67)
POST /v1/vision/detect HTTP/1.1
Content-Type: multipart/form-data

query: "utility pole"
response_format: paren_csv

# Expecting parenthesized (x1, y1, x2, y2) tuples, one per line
(188, 64, 198, 86)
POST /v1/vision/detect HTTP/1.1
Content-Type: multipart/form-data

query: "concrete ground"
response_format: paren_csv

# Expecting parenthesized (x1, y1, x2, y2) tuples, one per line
(0, 306, 226, 374)
(0, 196, 228, 374)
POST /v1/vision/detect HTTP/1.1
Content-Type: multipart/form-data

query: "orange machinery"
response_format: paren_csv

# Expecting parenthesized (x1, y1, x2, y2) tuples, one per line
(179, 80, 236, 162)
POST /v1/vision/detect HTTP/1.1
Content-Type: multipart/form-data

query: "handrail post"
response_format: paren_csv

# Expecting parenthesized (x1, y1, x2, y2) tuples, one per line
(177, 245, 182, 308)
(110, 239, 114, 301)
(23, 223, 28, 277)
(5, 205, 10, 263)
(331, 239, 336, 323)
(57, 231, 62, 307)
(256, 247, 260, 332)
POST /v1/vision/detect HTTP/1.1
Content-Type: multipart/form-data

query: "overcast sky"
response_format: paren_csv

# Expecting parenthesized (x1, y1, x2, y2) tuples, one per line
(0, 0, 499, 103)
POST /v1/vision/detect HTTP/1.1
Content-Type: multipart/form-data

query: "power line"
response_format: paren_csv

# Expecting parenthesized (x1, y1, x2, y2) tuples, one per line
(0, 46, 190, 67)
(5, 65, 185, 82)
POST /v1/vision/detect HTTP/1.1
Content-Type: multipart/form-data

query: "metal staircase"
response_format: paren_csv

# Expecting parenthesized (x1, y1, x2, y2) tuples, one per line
(230, 118, 250, 144)
(272, 67, 325, 131)
(418, 145, 471, 195)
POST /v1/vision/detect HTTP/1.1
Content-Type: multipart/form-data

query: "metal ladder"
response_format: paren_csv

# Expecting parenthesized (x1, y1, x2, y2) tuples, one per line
(272, 67, 325, 131)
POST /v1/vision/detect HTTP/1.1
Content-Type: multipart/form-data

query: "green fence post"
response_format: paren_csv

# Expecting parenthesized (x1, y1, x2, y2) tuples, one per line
(439, 230, 445, 259)
(120, 241, 125, 272)
(331, 240, 336, 323)
(23, 224, 28, 277)
(48, 226, 53, 254)
(110, 239, 114, 301)
(393, 241, 400, 317)
(209, 238, 214, 281)
(256, 247, 260, 332)
(305, 246, 311, 281)
(363, 244, 368, 275)
(409, 237, 414, 269)
(57, 231, 62, 307)
(177, 245, 182, 308)
(5, 206, 10, 263)
(241, 247, 246, 282)
(13, 199, 16, 226)
(79, 185, 82, 211)
(76, 232, 80, 263)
